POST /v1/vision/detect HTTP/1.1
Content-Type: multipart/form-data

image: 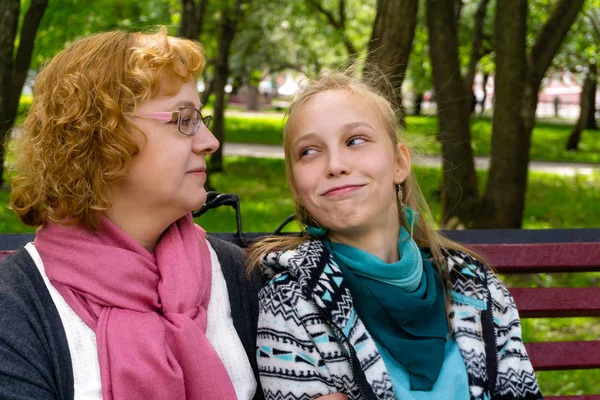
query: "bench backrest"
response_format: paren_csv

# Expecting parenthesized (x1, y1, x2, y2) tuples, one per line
(1, 229, 599, 399)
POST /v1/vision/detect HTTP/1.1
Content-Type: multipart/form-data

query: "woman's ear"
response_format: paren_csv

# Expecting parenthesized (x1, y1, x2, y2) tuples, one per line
(394, 143, 411, 184)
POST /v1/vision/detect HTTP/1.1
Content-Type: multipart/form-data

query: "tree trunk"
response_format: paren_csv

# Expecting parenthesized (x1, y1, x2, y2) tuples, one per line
(479, 0, 528, 229)
(426, 0, 479, 228)
(522, 0, 584, 138)
(201, 78, 214, 107)
(583, 66, 598, 131)
(478, 0, 584, 228)
(246, 84, 259, 111)
(178, 0, 209, 40)
(567, 63, 597, 151)
(480, 72, 489, 114)
(464, 0, 490, 113)
(210, 0, 245, 172)
(365, 0, 418, 127)
(413, 92, 423, 116)
(0, 0, 48, 189)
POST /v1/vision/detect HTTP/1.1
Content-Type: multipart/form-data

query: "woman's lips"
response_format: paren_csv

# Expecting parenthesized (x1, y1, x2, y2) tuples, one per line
(187, 168, 206, 178)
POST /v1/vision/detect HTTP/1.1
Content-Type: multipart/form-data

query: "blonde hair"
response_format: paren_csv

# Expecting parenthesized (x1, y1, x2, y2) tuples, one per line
(248, 70, 486, 312)
(9, 27, 205, 230)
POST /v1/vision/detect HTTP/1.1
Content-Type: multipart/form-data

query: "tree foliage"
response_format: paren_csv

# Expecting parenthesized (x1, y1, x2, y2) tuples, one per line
(2, 0, 594, 227)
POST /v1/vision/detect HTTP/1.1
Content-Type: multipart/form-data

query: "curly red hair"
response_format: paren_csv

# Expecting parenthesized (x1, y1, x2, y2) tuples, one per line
(10, 27, 205, 230)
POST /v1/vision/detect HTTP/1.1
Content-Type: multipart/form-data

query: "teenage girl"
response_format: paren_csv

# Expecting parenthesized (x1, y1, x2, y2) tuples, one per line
(248, 71, 542, 400)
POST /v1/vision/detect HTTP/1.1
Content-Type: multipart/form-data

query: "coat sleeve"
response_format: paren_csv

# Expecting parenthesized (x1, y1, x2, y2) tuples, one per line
(256, 275, 343, 400)
(486, 270, 543, 399)
(0, 251, 73, 400)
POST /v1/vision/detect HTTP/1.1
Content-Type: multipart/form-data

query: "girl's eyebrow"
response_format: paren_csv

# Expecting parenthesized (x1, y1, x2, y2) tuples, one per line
(292, 132, 320, 147)
(342, 121, 376, 131)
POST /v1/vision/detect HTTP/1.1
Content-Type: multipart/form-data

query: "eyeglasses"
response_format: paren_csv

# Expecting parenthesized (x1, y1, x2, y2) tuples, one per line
(134, 106, 212, 136)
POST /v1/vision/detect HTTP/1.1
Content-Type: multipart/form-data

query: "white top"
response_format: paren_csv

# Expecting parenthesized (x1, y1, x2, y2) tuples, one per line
(25, 242, 257, 400)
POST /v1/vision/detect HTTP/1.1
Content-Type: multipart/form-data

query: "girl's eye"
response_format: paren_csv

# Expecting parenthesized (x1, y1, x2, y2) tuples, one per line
(348, 137, 366, 146)
(299, 148, 317, 157)
(180, 117, 192, 126)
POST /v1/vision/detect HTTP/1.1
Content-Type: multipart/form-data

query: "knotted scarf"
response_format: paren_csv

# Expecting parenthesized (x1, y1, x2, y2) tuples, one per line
(325, 211, 448, 391)
(34, 213, 237, 400)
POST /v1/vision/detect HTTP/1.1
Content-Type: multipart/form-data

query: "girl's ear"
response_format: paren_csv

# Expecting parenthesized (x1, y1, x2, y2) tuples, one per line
(394, 143, 411, 184)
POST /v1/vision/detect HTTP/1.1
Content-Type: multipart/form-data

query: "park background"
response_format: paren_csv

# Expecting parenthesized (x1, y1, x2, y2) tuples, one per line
(0, 0, 599, 396)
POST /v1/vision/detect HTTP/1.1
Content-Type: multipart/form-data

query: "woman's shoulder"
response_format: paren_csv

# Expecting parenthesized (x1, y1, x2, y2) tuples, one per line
(0, 248, 73, 396)
(0, 248, 43, 300)
(206, 235, 246, 261)
(0, 247, 64, 332)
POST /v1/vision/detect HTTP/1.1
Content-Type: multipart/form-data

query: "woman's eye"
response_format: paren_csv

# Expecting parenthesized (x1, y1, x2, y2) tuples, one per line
(180, 117, 192, 126)
(348, 137, 366, 146)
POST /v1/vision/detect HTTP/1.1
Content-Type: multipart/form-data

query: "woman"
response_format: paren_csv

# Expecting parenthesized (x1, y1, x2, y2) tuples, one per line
(0, 28, 263, 400)
(248, 71, 542, 400)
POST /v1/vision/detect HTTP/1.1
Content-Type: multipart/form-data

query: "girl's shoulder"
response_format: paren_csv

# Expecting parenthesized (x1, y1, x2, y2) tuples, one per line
(259, 238, 326, 280)
(439, 247, 490, 281)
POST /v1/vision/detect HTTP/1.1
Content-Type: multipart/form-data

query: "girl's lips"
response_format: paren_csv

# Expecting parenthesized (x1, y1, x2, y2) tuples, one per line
(322, 184, 364, 196)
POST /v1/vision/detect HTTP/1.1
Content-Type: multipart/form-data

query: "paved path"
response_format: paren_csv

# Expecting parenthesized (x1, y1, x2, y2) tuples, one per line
(223, 142, 599, 177)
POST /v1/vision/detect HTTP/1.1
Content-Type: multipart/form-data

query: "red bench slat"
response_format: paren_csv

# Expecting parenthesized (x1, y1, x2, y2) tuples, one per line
(0, 250, 13, 262)
(526, 341, 600, 370)
(510, 287, 600, 318)
(468, 243, 600, 274)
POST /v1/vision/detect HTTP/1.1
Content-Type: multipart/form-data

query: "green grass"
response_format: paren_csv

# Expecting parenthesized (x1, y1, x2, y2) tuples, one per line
(2, 157, 598, 233)
(223, 112, 600, 164)
(225, 113, 286, 146)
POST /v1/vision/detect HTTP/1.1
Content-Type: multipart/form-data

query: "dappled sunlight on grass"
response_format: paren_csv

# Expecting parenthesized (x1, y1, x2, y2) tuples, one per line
(521, 317, 600, 342)
(225, 114, 285, 146)
(536, 370, 600, 396)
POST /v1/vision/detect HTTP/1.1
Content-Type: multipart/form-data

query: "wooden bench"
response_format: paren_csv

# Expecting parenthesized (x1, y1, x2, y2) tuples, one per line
(1, 228, 599, 399)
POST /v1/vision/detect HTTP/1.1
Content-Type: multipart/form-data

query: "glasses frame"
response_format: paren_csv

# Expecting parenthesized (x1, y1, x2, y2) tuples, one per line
(135, 106, 212, 136)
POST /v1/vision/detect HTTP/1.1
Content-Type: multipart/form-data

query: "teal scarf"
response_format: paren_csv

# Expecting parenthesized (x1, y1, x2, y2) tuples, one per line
(325, 214, 448, 391)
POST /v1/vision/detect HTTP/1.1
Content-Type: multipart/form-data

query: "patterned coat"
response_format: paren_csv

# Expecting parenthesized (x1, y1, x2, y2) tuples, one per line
(256, 239, 542, 400)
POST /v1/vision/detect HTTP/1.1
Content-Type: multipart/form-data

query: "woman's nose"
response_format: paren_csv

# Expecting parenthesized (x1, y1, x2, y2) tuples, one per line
(192, 124, 220, 155)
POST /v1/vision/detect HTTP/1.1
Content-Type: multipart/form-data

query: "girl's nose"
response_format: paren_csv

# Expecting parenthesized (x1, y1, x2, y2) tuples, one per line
(326, 151, 350, 177)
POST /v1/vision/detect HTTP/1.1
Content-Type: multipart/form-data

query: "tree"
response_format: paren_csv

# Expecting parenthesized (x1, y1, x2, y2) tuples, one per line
(0, 0, 48, 188)
(178, 0, 209, 40)
(567, 63, 597, 150)
(210, 0, 249, 172)
(481, 0, 585, 228)
(581, 6, 600, 131)
(406, 8, 432, 117)
(365, 0, 419, 126)
(562, 3, 599, 149)
(425, 0, 584, 228)
(426, 0, 479, 227)
(306, 0, 358, 63)
(464, 0, 492, 113)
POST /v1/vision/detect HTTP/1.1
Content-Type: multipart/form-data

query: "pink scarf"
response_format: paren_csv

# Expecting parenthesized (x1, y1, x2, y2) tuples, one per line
(34, 214, 237, 400)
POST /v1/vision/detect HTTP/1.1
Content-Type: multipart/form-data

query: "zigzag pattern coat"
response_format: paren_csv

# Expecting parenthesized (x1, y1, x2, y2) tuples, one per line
(256, 239, 542, 400)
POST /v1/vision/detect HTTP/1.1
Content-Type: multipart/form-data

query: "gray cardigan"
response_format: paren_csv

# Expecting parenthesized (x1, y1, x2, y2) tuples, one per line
(0, 236, 264, 400)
